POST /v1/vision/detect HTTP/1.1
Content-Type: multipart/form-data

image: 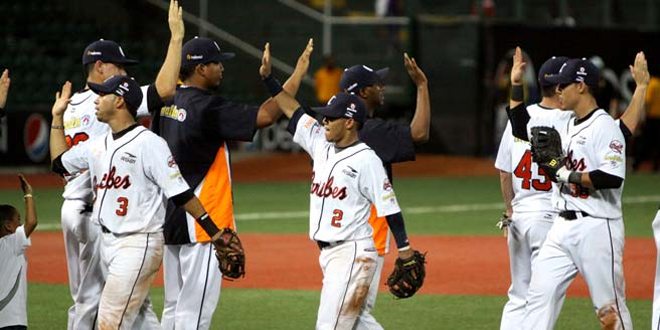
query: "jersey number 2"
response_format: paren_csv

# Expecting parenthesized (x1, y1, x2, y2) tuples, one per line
(331, 209, 343, 228)
(116, 197, 129, 216)
(514, 150, 552, 191)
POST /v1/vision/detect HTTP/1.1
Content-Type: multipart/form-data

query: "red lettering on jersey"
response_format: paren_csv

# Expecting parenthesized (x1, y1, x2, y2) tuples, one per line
(94, 166, 132, 191)
(566, 150, 587, 171)
(310, 173, 347, 200)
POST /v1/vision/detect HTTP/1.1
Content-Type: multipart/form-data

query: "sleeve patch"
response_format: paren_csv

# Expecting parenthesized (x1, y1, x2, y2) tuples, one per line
(304, 117, 316, 129)
(609, 140, 623, 154)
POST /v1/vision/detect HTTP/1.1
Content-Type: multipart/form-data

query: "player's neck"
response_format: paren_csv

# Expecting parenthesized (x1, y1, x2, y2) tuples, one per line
(108, 117, 138, 134)
(539, 96, 561, 109)
(335, 132, 359, 148)
(183, 76, 209, 91)
(573, 97, 599, 119)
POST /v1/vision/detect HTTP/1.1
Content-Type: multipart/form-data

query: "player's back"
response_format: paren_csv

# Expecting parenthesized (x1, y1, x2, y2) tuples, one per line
(62, 89, 110, 201)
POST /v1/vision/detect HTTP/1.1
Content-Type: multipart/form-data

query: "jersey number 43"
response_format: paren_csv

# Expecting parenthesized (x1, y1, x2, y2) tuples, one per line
(513, 150, 552, 191)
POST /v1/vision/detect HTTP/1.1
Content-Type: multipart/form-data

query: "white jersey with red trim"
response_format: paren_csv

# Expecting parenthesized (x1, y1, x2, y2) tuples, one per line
(527, 109, 625, 218)
(495, 104, 568, 213)
(62, 86, 153, 201)
(60, 125, 189, 234)
(292, 114, 401, 242)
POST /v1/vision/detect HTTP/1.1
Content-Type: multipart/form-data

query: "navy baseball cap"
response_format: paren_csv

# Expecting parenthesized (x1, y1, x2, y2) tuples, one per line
(82, 39, 138, 66)
(182, 37, 235, 66)
(88, 75, 143, 114)
(339, 65, 389, 92)
(538, 56, 568, 86)
(546, 58, 599, 87)
(312, 93, 367, 123)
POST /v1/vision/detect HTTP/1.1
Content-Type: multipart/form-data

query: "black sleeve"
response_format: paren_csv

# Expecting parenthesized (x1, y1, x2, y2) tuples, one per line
(619, 120, 632, 141)
(51, 154, 69, 176)
(506, 103, 530, 141)
(0, 107, 5, 118)
(588, 170, 624, 190)
(385, 212, 410, 249)
(146, 84, 164, 114)
(170, 189, 195, 208)
(206, 97, 259, 142)
(286, 108, 306, 135)
(359, 119, 415, 164)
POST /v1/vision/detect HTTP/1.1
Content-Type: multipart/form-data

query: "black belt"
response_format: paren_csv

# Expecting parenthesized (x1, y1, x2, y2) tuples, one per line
(317, 240, 345, 250)
(559, 210, 590, 220)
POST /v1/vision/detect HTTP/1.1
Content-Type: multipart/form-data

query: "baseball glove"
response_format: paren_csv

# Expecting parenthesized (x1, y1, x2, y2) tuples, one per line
(386, 250, 427, 299)
(530, 126, 565, 180)
(212, 228, 246, 280)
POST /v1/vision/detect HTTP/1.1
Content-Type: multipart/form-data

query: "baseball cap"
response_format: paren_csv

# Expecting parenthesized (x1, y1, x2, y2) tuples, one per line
(546, 58, 599, 87)
(537, 56, 568, 86)
(182, 37, 235, 66)
(82, 39, 138, 66)
(311, 93, 367, 123)
(339, 65, 389, 93)
(88, 75, 143, 114)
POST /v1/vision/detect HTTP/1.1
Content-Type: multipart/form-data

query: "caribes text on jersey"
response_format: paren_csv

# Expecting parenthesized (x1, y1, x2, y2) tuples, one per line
(310, 173, 347, 200)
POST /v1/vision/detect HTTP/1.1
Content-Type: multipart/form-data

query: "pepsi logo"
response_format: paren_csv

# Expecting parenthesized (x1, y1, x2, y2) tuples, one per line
(23, 113, 49, 162)
(81, 115, 91, 127)
(177, 109, 187, 122)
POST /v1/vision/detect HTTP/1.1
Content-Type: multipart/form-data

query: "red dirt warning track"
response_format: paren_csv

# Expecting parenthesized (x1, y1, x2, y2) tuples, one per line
(27, 232, 656, 299)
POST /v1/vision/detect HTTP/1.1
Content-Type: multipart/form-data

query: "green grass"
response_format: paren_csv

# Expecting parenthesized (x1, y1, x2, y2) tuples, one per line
(2, 173, 659, 236)
(27, 283, 652, 329)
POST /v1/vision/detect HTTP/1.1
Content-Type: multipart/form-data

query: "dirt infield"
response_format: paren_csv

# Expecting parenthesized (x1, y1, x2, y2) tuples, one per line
(26, 231, 655, 299)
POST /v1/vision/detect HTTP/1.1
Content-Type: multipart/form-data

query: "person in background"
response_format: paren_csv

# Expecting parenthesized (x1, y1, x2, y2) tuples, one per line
(314, 55, 343, 104)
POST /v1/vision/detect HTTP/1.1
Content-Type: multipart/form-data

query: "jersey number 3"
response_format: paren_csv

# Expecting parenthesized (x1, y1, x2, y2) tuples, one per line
(116, 197, 129, 216)
(514, 150, 552, 191)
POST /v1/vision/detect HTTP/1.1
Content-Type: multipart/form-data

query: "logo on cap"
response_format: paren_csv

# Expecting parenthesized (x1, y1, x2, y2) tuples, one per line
(345, 103, 357, 118)
(87, 51, 101, 56)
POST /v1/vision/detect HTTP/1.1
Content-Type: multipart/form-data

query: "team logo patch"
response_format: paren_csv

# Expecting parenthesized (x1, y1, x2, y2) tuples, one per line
(23, 113, 49, 162)
(81, 115, 91, 127)
(167, 155, 177, 168)
(304, 117, 316, 129)
(383, 178, 393, 191)
(160, 106, 188, 122)
(609, 140, 623, 154)
(177, 109, 187, 122)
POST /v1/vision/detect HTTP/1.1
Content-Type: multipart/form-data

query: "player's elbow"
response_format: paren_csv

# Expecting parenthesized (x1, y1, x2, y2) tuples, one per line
(411, 130, 430, 144)
(156, 84, 176, 101)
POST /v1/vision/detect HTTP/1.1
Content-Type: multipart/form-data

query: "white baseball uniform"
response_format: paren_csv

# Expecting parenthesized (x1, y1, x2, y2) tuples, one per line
(521, 109, 632, 329)
(0, 226, 30, 328)
(494, 104, 568, 329)
(59, 124, 190, 329)
(651, 208, 660, 330)
(292, 112, 401, 330)
(61, 86, 159, 329)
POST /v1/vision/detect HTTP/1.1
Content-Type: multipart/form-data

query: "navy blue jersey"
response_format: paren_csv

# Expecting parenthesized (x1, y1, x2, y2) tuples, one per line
(359, 118, 415, 181)
(153, 86, 259, 244)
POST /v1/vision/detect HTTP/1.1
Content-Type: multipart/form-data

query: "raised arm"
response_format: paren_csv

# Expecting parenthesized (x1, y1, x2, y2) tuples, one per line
(0, 69, 10, 116)
(18, 174, 37, 237)
(259, 42, 309, 119)
(255, 39, 313, 128)
(507, 47, 531, 141)
(619, 51, 650, 135)
(405, 53, 431, 143)
(154, 0, 184, 100)
(50, 81, 72, 162)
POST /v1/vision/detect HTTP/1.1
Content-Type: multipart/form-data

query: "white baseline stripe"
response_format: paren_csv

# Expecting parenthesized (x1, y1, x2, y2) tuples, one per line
(36, 195, 660, 231)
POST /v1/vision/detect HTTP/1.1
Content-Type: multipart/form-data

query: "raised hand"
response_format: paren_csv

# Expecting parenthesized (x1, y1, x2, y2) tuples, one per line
(294, 38, 314, 76)
(0, 69, 10, 108)
(52, 81, 72, 117)
(511, 47, 527, 85)
(630, 51, 650, 88)
(260, 42, 272, 79)
(404, 53, 427, 87)
(168, 0, 184, 40)
(18, 174, 32, 196)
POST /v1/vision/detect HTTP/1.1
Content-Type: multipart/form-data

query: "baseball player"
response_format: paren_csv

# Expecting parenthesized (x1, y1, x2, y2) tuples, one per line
(150, 37, 311, 330)
(506, 49, 649, 329)
(57, 1, 184, 328)
(0, 175, 36, 330)
(261, 42, 419, 330)
(0, 69, 10, 118)
(50, 76, 229, 329)
(335, 59, 430, 330)
(652, 206, 660, 330)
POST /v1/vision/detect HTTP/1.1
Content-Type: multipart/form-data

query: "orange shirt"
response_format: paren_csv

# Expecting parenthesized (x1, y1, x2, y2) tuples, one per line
(314, 67, 343, 104)
(646, 77, 660, 119)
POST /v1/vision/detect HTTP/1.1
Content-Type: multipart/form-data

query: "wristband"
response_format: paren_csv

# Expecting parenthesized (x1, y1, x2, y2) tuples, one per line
(568, 171, 582, 185)
(398, 245, 411, 252)
(51, 125, 65, 130)
(555, 167, 572, 183)
(511, 85, 524, 102)
(196, 213, 220, 237)
(24, 194, 33, 199)
(263, 75, 283, 97)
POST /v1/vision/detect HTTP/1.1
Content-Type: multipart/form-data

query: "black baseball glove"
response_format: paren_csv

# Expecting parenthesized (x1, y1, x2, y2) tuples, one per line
(212, 228, 246, 280)
(530, 126, 565, 181)
(386, 250, 427, 299)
